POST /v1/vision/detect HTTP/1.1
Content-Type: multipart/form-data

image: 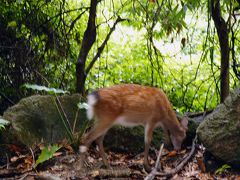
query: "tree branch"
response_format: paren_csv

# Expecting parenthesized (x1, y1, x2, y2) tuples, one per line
(68, 9, 88, 34)
(85, 16, 127, 75)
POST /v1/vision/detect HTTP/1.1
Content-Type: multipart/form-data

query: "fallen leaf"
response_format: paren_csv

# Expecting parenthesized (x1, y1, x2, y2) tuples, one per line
(53, 152, 63, 157)
(7, 144, 22, 153)
(88, 156, 95, 163)
(10, 156, 19, 162)
(24, 157, 33, 165)
(167, 150, 177, 157)
(179, 149, 187, 154)
(90, 170, 100, 177)
(63, 145, 74, 153)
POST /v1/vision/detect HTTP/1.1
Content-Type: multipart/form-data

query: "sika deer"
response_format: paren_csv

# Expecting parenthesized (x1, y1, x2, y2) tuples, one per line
(79, 84, 188, 172)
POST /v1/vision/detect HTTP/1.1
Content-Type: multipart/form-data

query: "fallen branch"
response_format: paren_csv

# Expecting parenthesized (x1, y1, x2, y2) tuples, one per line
(86, 16, 128, 74)
(147, 135, 197, 178)
(144, 143, 164, 180)
(90, 168, 131, 178)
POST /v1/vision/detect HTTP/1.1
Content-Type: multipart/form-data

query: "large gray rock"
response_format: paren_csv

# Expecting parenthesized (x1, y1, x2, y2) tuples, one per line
(197, 89, 240, 166)
(3, 94, 87, 146)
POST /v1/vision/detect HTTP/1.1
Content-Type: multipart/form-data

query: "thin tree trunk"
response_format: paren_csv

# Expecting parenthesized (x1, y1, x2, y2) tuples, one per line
(211, 0, 229, 103)
(75, 2, 126, 94)
(76, 0, 98, 94)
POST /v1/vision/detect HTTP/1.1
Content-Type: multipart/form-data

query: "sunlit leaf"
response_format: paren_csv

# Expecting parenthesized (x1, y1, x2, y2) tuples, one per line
(77, 102, 89, 110)
(0, 118, 10, 130)
(7, 21, 17, 28)
(23, 84, 68, 94)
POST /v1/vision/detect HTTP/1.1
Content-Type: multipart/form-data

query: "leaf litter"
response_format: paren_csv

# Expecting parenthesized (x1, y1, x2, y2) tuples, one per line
(0, 142, 240, 179)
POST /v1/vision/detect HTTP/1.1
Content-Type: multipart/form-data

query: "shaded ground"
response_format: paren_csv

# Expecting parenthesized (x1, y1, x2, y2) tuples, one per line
(0, 142, 240, 180)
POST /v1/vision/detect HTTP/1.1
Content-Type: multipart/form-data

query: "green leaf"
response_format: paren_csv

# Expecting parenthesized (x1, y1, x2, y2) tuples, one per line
(172, 5, 179, 14)
(181, 21, 188, 29)
(16, 0, 23, 4)
(215, 164, 231, 175)
(23, 84, 68, 94)
(0, 118, 10, 130)
(0, 118, 10, 125)
(35, 144, 61, 168)
(175, 9, 184, 19)
(77, 102, 89, 110)
(7, 21, 17, 28)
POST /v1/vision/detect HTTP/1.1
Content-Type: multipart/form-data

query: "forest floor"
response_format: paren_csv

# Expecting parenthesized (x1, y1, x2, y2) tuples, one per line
(0, 142, 240, 180)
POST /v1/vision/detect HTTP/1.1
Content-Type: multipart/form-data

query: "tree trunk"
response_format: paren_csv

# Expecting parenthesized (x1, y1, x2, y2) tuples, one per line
(76, 0, 98, 94)
(211, 0, 230, 103)
(75, 2, 126, 94)
(76, 61, 87, 94)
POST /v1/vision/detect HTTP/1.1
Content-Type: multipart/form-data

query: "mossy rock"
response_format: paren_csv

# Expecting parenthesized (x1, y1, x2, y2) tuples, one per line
(197, 89, 240, 166)
(104, 126, 163, 153)
(3, 94, 87, 146)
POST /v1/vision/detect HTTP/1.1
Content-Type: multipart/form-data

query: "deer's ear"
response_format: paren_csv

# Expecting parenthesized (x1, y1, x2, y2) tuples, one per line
(181, 117, 188, 130)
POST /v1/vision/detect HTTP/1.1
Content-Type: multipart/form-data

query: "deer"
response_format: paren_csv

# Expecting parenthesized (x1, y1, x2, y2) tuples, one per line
(79, 84, 188, 172)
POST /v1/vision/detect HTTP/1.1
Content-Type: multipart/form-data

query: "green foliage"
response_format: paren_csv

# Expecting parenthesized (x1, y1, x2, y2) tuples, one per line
(215, 164, 231, 175)
(35, 144, 61, 168)
(0, 0, 239, 115)
(0, 118, 10, 131)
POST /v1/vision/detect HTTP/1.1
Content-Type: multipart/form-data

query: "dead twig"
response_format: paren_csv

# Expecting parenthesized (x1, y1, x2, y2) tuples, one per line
(155, 143, 164, 170)
(18, 172, 34, 180)
(144, 143, 164, 180)
(154, 135, 198, 178)
(6, 153, 9, 169)
(29, 148, 35, 169)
